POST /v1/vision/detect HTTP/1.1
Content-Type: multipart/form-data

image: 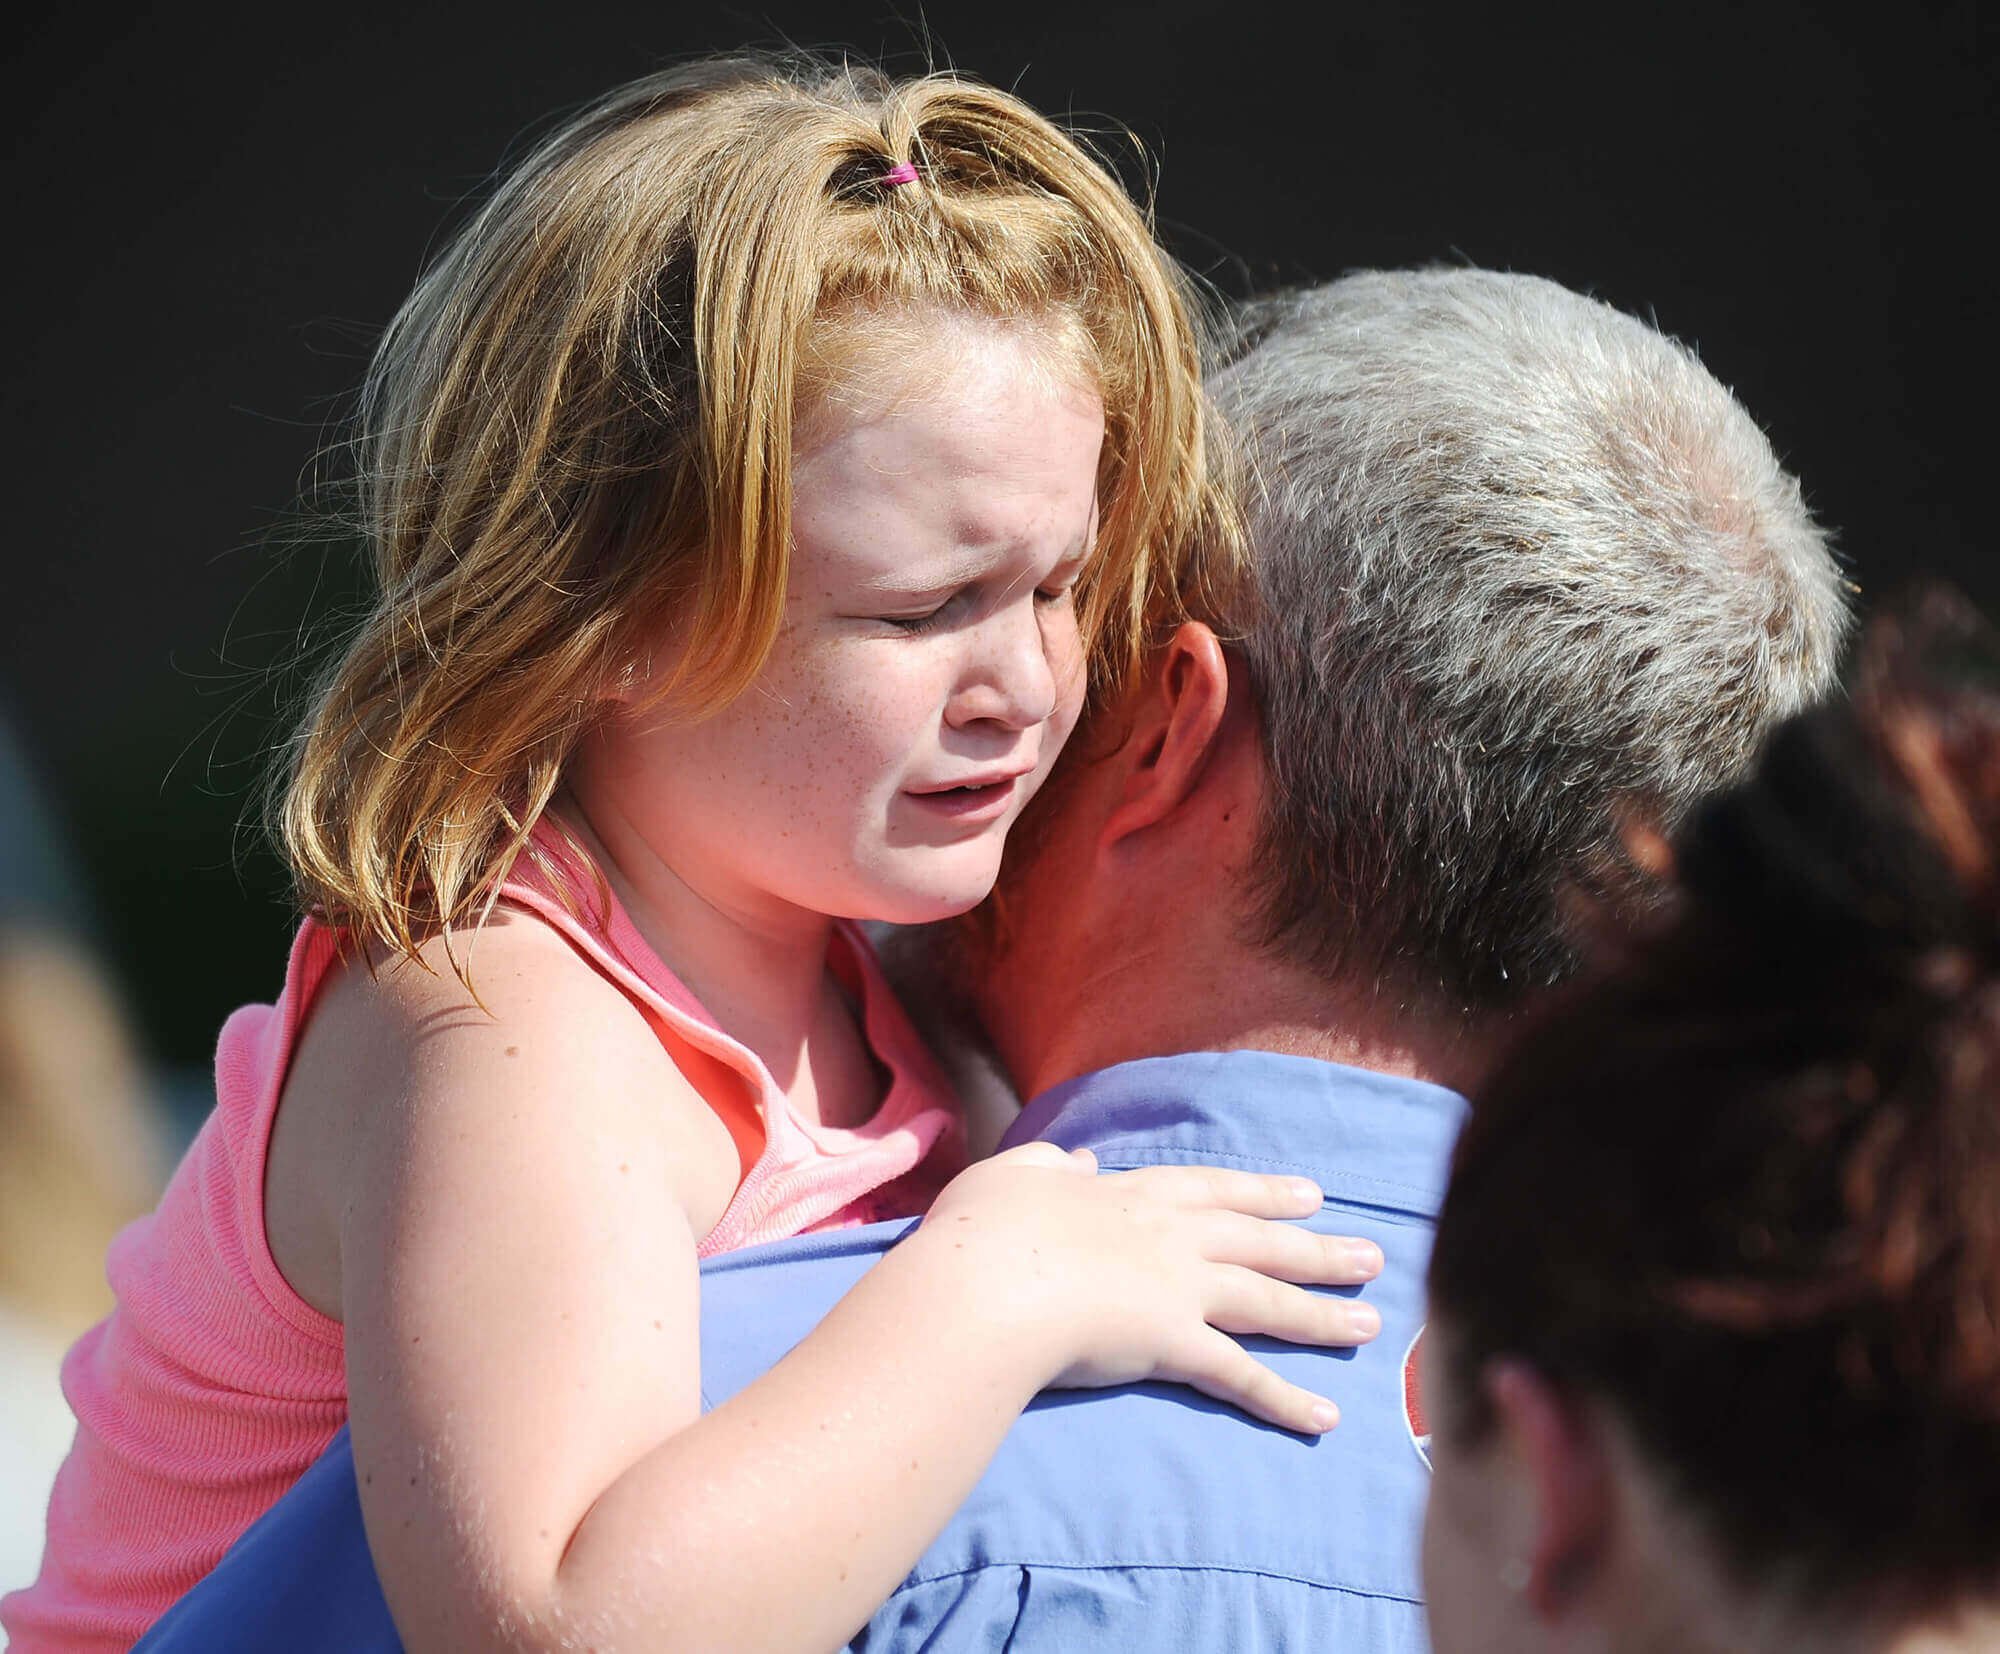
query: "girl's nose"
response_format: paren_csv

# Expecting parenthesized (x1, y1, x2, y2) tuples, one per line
(945, 602, 1060, 732)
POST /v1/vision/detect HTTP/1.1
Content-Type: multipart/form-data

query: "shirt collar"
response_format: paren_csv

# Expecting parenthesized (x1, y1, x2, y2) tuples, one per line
(998, 1050, 1469, 1219)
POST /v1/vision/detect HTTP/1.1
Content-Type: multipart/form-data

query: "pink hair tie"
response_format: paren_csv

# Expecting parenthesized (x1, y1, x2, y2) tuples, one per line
(882, 162, 919, 186)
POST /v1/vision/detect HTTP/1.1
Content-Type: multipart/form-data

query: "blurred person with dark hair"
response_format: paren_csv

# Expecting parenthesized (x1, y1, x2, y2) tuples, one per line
(0, 718, 163, 1594)
(136, 267, 1849, 1653)
(1424, 590, 2000, 1654)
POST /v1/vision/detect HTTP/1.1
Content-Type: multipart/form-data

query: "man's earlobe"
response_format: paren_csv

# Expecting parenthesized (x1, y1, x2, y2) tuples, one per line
(1099, 623, 1234, 850)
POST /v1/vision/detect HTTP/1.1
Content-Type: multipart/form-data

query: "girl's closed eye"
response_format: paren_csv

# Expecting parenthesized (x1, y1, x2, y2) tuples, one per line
(1036, 571, 1081, 606)
(875, 540, 1088, 634)
(880, 591, 970, 635)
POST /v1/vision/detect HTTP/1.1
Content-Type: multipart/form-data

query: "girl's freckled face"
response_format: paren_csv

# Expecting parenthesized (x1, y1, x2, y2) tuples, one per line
(600, 321, 1103, 930)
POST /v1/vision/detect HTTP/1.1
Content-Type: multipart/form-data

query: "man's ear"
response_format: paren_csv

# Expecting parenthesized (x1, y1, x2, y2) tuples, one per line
(1099, 622, 1234, 851)
(1485, 1359, 1616, 1621)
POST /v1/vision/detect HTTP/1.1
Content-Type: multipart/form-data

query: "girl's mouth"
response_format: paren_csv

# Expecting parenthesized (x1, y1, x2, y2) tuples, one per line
(904, 776, 1020, 820)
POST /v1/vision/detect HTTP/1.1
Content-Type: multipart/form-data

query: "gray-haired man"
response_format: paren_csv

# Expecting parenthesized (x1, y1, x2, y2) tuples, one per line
(138, 268, 1846, 1654)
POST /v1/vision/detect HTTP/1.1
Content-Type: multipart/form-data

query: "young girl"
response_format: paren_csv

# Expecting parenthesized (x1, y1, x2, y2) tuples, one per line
(3, 55, 1382, 1654)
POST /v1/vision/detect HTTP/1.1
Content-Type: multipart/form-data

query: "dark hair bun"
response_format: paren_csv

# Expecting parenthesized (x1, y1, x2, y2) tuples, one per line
(1432, 585, 2000, 1617)
(1679, 588, 2000, 1422)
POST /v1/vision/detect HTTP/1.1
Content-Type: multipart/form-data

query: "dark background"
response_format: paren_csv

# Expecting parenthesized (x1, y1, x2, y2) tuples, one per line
(2, 1, 1989, 1096)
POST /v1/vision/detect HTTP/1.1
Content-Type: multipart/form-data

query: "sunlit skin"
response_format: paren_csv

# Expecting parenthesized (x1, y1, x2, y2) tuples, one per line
(563, 317, 1098, 1120)
(260, 315, 1388, 1654)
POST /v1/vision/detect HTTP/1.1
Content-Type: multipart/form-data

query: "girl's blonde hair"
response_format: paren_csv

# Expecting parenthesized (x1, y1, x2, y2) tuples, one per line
(279, 52, 1231, 966)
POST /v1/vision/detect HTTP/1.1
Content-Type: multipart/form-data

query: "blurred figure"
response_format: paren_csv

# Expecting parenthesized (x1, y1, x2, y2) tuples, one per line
(0, 718, 163, 1593)
(1425, 590, 2000, 1653)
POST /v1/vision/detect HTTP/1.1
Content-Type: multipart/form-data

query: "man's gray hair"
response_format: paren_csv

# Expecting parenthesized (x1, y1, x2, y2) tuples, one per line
(1211, 267, 1850, 1016)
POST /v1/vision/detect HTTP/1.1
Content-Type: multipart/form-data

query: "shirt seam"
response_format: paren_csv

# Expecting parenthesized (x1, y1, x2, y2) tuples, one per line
(892, 1557, 1423, 1607)
(1088, 1150, 1439, 1212)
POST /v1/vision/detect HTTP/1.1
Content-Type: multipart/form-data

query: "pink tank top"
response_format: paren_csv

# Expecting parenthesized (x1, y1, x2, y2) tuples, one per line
(2, 838, 963, 1653)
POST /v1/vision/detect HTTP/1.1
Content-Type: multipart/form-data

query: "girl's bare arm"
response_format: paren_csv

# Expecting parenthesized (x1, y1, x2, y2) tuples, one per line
(313, 924, 1378, 1654)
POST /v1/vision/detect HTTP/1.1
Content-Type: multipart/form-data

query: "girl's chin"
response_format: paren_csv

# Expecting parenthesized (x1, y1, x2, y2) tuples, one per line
(852, 887, 995, 929)
(842, 864, 1004, 928)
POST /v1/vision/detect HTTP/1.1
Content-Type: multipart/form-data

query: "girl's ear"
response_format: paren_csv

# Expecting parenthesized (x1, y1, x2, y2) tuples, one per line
(599, 652, 651, 710)
(1484, 1359, 1616, 1622)
(1099, 623, 1234, 851)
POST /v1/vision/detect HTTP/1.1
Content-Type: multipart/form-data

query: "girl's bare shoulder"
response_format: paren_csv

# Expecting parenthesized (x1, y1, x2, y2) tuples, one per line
(265, 908, 744, 1321)
(327, 906, 647, 1044)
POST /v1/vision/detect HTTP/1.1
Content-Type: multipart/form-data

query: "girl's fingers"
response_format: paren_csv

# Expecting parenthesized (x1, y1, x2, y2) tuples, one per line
(1123, 1165, 1323, 1219)
(1165, 1328, 1341, 1435)
(1201, 1212, 1383, 1285)
(1203, 1267, 1382, 1348)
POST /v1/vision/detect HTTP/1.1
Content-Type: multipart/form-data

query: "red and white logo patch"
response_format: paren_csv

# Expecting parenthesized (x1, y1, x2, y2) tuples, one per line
(1404, 1324, 1430, 1471)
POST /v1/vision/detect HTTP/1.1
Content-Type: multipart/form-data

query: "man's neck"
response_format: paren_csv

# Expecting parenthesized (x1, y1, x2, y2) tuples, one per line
(999, 938, 1489, 1103)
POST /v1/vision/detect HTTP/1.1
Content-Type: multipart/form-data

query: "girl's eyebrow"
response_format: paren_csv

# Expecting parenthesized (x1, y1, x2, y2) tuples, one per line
(848, 526, 1094, 597)
(847, 554, 994, 598)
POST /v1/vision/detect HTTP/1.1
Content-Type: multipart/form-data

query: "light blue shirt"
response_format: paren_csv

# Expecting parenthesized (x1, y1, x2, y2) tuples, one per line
(138, 1051, 1465, 1652)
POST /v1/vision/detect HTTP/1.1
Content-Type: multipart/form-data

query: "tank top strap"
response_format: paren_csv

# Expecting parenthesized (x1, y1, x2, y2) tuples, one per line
(494, 822, 961, 1256)
(493, 828, 779, 1186)
(703, 915, 962, 1249)
(218, 919, 347, 1349)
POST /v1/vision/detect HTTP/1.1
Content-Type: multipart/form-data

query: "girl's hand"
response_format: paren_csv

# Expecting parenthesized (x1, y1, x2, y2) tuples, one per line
(908, 1141, 1384, 1433)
